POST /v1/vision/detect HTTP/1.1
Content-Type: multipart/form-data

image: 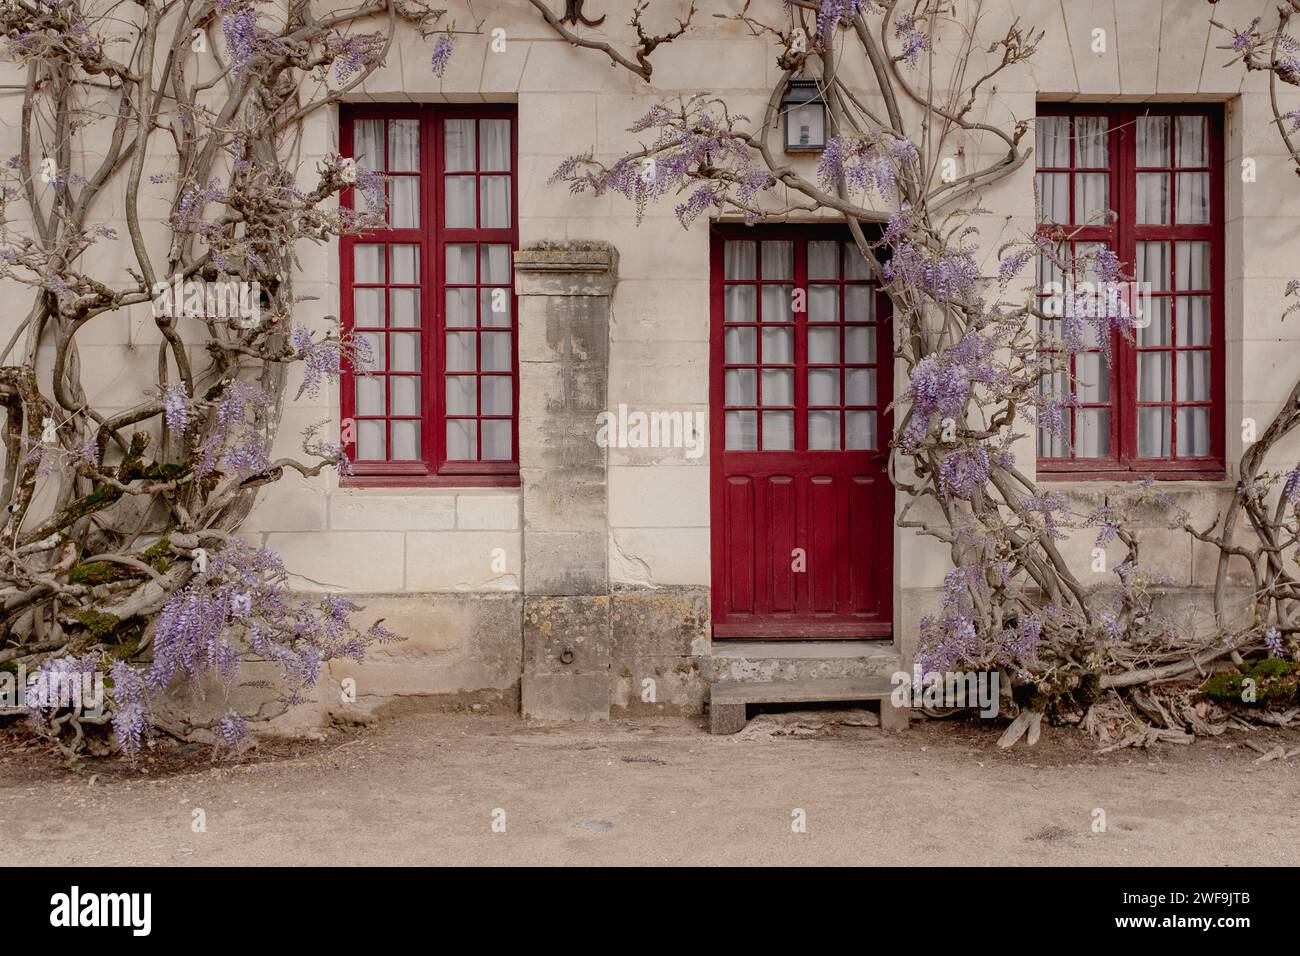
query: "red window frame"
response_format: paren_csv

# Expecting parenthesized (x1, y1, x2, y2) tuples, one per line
(339, 104, 519, 488)
(1034, 104, 1225, 481)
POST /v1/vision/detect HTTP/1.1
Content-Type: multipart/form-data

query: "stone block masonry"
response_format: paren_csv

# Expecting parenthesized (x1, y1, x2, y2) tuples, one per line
(516, 241, 616, 720)
(513, 241, 715, 720)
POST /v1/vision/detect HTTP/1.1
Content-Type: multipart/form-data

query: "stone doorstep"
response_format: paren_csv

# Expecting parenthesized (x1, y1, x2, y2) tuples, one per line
(708, 677, 909, 736)
(710, 639, 900, 661)
(707, 639, 903, 686)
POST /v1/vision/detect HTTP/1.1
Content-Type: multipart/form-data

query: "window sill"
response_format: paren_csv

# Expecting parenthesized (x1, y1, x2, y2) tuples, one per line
(1036, 468, 1227, 483)
(339, 474, 520, 490)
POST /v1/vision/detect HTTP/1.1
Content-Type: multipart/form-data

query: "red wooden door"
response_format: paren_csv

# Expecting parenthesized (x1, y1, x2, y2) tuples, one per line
(709, 227, 893, 639)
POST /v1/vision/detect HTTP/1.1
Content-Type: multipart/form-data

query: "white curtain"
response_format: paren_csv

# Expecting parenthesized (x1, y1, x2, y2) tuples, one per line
(388, 120, 419, 171)
(447, 419, 476, 459)
(1136, 116, 1169, 166)
(355, 119, 383, 170)
(1139, 408, 1171, 457)
(482, 420, 511, 460)
(1075, 116, 1109, 165)
(479, 119, 511, 170)
(479, 176, 511, 228)
(724, 240, 756, 279)
(390, 421, 420, 461)
(1178, 407, 1210, 456)
(726, 410, 757, 450)
(1036, 115, 1070, 166)
(444, 119, 475, 171)
(1074, 408, 1109, 458)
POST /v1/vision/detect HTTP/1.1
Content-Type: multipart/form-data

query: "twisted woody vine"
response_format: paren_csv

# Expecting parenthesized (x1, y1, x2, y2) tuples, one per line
(1, 0, 1298, 759)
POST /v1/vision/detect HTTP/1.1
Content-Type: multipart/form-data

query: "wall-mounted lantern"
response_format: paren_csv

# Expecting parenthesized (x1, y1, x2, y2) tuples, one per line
(782, 77, 827, 152)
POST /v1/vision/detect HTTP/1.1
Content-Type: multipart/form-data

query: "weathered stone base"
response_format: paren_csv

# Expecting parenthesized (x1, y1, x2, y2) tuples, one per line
(879, 698, 910, 732)
(325, 591, 522, 726)
(609, 586, 711, 716)
(520, 587, 712, 719)
(522, 595, 611, 720)
(710, 701, 748, 735)
(177, 585, 929, 736)
(158, 662, 333, 741)
(707, 640, 900, 683)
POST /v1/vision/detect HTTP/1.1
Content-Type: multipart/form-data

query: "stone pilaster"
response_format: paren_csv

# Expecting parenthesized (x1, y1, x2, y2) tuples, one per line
(514, 241, 617, 720)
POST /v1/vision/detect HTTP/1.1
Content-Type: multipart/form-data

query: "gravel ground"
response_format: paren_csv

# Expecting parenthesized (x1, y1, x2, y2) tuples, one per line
(5, 706, 1298, 866)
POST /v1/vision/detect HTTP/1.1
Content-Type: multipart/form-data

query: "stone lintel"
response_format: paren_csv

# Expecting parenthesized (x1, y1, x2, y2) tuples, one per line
(513, 241, 618, 296)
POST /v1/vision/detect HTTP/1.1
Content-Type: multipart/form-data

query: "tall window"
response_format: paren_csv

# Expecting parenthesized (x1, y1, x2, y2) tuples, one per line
(340, 106, 518, 485)
(1034, 105, 1223, 479)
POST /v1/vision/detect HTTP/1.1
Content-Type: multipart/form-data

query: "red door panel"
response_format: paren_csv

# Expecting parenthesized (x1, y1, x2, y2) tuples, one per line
(723, 476, 755, 614)
(768, 476, 797, 612)
(808, 476, 837, 613)
(710, 227, 893, 639)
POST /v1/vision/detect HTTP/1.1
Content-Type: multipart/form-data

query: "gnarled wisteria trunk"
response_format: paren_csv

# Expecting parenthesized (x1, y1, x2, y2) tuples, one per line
(0, 0, 461, 756)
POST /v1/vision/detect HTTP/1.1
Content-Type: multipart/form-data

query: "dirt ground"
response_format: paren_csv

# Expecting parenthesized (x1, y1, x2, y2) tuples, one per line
(4, 705, 1298, 866)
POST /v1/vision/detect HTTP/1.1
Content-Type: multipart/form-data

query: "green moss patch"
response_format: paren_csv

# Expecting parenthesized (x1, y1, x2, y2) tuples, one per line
(1198, 658, 1300, 707)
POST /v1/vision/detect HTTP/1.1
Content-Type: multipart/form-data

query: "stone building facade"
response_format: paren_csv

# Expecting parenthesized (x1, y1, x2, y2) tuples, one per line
(6, 0, 1298, 729)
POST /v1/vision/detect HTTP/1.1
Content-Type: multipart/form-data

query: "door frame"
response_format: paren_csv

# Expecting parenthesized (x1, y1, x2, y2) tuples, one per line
(707, 222, 895, 640)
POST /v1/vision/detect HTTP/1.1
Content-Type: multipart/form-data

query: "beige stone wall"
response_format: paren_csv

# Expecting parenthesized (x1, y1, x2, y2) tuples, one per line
(4, 0, 1300, 702)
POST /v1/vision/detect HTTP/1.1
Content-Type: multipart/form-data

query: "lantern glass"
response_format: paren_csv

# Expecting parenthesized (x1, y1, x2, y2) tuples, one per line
(786, 101, 825, 151)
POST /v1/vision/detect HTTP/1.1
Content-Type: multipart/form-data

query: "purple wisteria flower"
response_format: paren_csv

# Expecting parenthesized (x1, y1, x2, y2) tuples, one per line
(883, 240, 981, 303)
(109, 542, 398, 758)
(218, 710, 248, 750)
(818, 133, 918, 198)
(194, 379, 271, 478)
(326, 31, 385, 84)
(902, 353, 969, 450)
(219, 0, 260, 76)
(552, 97, 776, 227)
(1276, 33, 1300, 83)
(1230, 18, 1263, 54)
(939, 444, 990, 500)
(430, 33, 454, 77)
(1020, 489, 1071, 541)
(1282, 466, 1300, 506)
(893, 14, 930, 67)
(997, 247, 1034, 286)
(999, 615, 1043, 669)
(109, 661, 152, 757)
(291, 325, 344, 399)
(915, 567, 983, 673)
(916, 563, 1053, 678)
(815, 0, 871, 41)
(173, 178, 227, 239)
(1086, 502, 1121, 548)
(162, 383, 189, 436)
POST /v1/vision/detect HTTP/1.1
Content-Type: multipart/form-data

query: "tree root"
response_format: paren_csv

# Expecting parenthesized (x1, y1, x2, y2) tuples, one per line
(997, 709, 1043, 748)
